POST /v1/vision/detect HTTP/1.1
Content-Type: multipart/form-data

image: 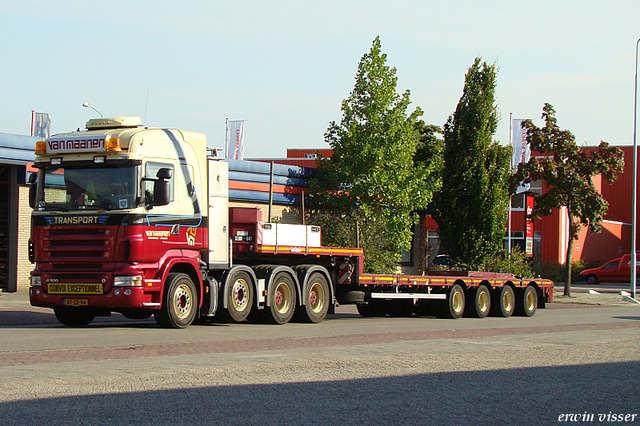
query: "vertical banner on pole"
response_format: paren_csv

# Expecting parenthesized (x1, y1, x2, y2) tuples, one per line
(525, 193, 535, 257)
(31, 111, 51, 139)
(512, 119, 531, 194)
(226, 120, 246, 160)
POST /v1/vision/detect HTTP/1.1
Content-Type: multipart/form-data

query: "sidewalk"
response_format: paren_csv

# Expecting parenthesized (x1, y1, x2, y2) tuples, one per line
(552, 289, 640, 307)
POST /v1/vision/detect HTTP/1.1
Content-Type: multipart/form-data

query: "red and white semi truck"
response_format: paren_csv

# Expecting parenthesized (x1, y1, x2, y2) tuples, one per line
(28, 116, 554, 328)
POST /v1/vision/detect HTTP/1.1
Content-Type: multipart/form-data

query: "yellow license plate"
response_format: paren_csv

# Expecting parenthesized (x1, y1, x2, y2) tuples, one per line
(64, 299, 89, 306)
(48, 283, 103, 294)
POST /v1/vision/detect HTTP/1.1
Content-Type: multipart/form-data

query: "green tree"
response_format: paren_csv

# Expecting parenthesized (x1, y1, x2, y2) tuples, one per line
(309, 36, 434, 273)
(511, 103, 624, 296)
(414, 120, 444, 193)
(431, 57, 512, 269)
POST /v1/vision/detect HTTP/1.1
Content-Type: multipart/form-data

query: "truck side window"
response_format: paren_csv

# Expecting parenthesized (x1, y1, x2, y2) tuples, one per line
(602, 261, 618, 269)
(145, 162, 174, 204)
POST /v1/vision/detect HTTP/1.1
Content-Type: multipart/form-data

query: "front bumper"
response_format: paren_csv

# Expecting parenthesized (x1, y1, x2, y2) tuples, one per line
(30, 286, 160, 310)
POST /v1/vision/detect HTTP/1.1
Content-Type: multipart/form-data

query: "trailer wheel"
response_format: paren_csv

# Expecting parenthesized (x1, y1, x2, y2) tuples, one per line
(262, 272, 297, 325)
(490, 285, 515, 317)
(295, 273, 330, 323)
(54, 307, 95, 327)
(439, 284, 465, 319)
(515, 285, 538, 317)
(221, 270, 254, 323)
(356, 300, 388, 317)
(465, 285, 491, 318)
(154, 273, 197, 329)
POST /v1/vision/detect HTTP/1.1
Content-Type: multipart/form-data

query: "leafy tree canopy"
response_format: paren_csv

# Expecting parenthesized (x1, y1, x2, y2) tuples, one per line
(432, 57, 512, 269)
(309, 36, 437, 273)
(511, 103, 624, 295)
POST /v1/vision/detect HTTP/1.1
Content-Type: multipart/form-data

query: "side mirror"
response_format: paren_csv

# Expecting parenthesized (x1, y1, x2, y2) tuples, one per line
(152, 168, 172, 207)
(28, 173, 38, 209)
(156, 168, 172, 180)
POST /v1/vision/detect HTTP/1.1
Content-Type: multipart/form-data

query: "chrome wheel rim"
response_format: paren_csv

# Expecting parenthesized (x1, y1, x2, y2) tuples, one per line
(232, 279, 250, 312)
(452, 290, 463, 314)
(503, 290, 514, 312)
(174, 283, 193, 319)
(309, 282, 325, 313)
(274, 281, 292, 314)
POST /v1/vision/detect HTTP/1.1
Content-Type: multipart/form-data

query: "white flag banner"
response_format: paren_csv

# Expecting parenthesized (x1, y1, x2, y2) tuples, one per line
(512, 119, 531, 166)
(227, 120, 245, 160)
(512, 118, 531, 194)
(32, 111, 51, 139)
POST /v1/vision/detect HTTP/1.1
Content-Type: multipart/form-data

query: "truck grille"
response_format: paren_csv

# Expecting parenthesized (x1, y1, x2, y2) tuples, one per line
(42, 227, 114, 261)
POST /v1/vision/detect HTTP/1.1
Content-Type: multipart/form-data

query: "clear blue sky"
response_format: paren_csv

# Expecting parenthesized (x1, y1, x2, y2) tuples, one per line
(2, 1, 639, 158)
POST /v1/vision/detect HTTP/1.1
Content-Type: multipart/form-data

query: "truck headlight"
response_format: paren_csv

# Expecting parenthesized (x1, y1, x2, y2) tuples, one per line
(113, 276, 143, 287)
(30, 276, 42, 287)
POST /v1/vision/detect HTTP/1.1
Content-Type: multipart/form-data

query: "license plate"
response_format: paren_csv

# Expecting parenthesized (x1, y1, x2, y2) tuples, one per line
(64, 299, 89, 306)
(48, 283, 103, 294)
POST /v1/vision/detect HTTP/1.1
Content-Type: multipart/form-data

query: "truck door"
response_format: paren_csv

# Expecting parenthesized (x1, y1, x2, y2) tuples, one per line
(142, 161, 185, 251)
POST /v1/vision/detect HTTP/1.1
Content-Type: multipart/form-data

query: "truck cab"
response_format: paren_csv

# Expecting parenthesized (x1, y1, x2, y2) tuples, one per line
(28, 116, 223, 327)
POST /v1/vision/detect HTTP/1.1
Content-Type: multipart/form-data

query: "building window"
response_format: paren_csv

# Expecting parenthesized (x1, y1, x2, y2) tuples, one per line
(511, 193, 525, 210)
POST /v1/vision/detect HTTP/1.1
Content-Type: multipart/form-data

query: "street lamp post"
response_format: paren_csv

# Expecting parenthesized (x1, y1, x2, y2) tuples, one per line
(82, 102, 103, 118)
(632, 38, 639, 300)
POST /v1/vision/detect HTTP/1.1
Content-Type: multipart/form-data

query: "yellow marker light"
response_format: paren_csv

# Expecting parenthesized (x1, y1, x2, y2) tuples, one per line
(35, 141, 46, 154)
(106, 137, 122, 152)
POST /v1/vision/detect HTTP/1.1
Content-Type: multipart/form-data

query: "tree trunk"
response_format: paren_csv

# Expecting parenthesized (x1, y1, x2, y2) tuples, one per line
(564, 211, 573, 297)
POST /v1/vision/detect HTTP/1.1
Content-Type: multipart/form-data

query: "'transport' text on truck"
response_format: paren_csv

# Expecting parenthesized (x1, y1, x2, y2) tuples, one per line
(28, 116, 554, 328)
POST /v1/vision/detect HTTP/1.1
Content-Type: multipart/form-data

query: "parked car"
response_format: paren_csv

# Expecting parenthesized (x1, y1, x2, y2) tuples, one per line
(431, 254, 455, 268)
(579, 254, 639, 284)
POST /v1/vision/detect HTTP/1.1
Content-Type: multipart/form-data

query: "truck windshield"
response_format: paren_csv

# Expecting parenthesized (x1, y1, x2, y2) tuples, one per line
(37, 165, 138, 211)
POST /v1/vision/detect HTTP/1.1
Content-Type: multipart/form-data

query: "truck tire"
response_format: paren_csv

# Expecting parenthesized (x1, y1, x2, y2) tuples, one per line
(465, 285, 491, 318)
(439, 284, 465, 319)
(515, 285, 538, 317)
(262, 272, 297, 324)
(585, 274, 599, 285)
(295, 273, 330, 323)
(220, 270, 254, 323)
(154, 273, 197, 329)
(491, 285, 515, 318)
(54, 307, 95, 327)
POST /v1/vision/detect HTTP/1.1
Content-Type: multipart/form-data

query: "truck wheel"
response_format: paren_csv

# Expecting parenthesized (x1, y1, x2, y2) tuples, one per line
(586, 274, 599, 285)
(54, 307, 95, 327)
(154, 273, 197, 329)
(439, 284, 465, 319)
(491, 285, 515, 318)
(356, 300, 388, 317)
(221, 270, 254, 323)
(465, 285, 491, 318)
(515, 285, 538, 317)
(295, 273, 330, 323)
(263, 272, 297, 324)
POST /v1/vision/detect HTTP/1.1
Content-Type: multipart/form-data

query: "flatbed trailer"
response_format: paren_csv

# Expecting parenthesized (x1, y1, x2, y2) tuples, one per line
(242, 229, 553, 320)
(27, 116, 553, 328)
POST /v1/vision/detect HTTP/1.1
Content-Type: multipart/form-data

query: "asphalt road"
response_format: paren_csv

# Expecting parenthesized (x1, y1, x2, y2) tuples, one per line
(0, 290, 639, 426)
